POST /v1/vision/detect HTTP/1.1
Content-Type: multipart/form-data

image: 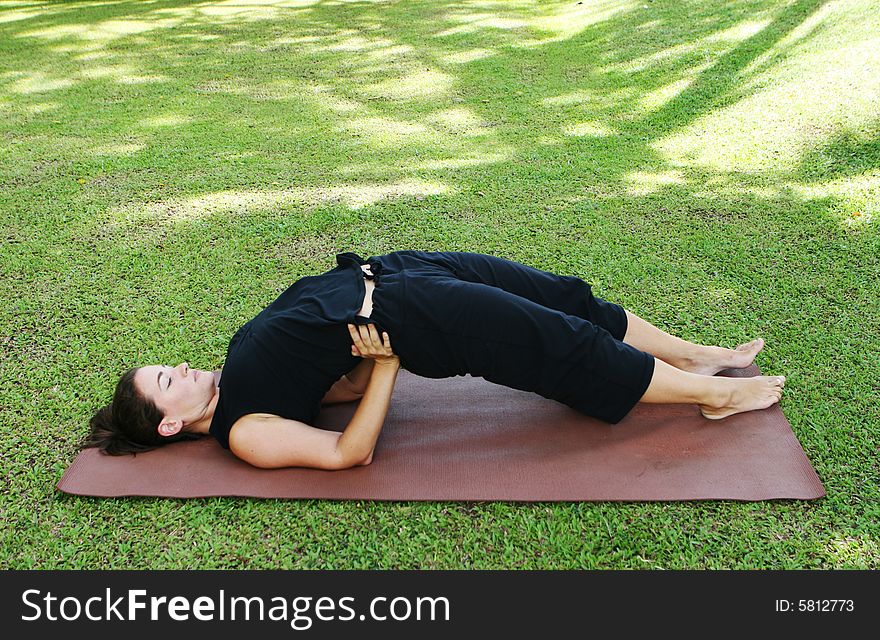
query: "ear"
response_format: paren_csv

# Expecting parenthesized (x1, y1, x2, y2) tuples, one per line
(157, 417, 184, 438)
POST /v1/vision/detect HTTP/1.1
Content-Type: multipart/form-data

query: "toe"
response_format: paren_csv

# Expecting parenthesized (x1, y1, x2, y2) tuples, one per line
(737, 338, 763, 353)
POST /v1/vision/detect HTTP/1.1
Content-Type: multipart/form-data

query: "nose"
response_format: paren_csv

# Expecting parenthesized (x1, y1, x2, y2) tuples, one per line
(178, 362, 190, 377)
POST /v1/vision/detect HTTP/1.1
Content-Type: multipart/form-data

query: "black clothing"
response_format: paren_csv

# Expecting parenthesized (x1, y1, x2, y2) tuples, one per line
(208, 251, 655, 449)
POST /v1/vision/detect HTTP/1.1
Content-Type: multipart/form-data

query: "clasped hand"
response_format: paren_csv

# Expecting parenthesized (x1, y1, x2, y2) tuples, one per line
(347, 323, 399, 366)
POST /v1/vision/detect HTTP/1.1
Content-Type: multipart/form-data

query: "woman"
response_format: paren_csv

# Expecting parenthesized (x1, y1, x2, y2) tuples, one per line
(82, 251, 785, 469)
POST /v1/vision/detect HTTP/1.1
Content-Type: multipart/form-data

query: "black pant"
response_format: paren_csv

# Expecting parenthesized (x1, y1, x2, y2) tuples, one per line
(366, 251, 656, 424)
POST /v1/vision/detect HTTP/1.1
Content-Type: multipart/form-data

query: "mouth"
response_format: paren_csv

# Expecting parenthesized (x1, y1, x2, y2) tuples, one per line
(194, 370, 198, 381)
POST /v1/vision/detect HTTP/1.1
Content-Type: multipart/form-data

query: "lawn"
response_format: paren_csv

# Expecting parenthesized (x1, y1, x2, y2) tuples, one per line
(0, 0, 877, 569)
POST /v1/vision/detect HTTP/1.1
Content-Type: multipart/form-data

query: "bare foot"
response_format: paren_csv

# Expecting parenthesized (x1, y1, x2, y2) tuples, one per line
(683, 338, 765, 376)
(699, 375, 785, 419)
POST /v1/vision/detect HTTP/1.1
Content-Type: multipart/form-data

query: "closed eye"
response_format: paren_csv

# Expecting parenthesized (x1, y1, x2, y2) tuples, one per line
(158, 365, 171, 390)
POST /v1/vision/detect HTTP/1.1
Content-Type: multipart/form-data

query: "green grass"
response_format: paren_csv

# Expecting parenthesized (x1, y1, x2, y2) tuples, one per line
(1, 0, 877, 569)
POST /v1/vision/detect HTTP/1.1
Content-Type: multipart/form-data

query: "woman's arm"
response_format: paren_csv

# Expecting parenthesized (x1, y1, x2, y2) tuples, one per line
(321, 375, 363, 404)
(344, 357, 375, 393)
(231, 360, 398, 469)
(335, 355, 398, 465)
(229, 324, 399, 469)
(321, 339, 382, 404)
(334, 324, 398, 464)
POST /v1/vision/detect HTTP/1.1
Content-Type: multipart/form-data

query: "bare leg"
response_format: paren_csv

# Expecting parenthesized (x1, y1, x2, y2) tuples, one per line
(643, 358, 785, 419)
(623, 310, 765, 375)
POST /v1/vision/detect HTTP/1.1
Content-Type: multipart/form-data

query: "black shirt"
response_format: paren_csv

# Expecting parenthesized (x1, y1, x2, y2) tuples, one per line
(208, 253, 371, 449)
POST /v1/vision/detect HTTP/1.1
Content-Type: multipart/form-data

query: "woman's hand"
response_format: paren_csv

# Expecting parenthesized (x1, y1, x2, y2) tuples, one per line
(347, 323, 399, 368)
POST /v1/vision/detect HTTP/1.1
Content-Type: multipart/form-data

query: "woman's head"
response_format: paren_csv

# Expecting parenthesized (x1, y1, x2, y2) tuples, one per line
(81, 363, 219, 455)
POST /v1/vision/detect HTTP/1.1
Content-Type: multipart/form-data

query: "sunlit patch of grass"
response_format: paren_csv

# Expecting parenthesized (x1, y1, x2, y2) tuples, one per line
(440, 47, 495, 64)
(90, 141, 146, 156)
(562, 121, 615, 137)
(138, 114, 194, 127)
(362, 69, 453, 101)
(825, 533, 879, 567)
(107, 181, 450, 227)
(624, 170, 686, 196)
(19, 18, 182, 43)
(6, 71, 74, 94)
(652, 1, 880, 176)
(521, 0, 637, 47)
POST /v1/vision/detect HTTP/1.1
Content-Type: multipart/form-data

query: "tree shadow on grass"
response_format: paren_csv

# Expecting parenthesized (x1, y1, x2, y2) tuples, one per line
(3, 0, 874, 362)
(0, 0, 831, 219)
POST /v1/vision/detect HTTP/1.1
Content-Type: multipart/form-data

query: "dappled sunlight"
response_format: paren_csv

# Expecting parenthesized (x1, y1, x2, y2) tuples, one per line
(424, 107, 493, 135)
(322, 35, 396, 53)
(755, 0, 841, 60)
(210, 0, 320, 8)
(651, 2, 880, 183)
(171, 33, 222, 41)
(562, 121, 614, 137)
(791, 171, 879, 229)
(343, 116, 429, 148)
(78, 64, 168, 85)
(107, 180, 450, 227)
(339, 104, 502, 150)
(624, 169, 686, 196)
(416, 149, 512, 171)
(278, 30, 414, 59)
(365, 43, 414, 61)
(440, 10, 527, 30)
(139, 114, 193, 127)
(542, 87, 634, 111)
(2, 2, 875, 235)
(520, 0, 636, 48)
(536, 135, 561, 146)
(335, 148, 513, 174)
(24, 101, 60, 114)
(706, 286, 739, 305)
(436, 0, 635, 48)
(638, 76, 700, 113)
(606, 20, 772, 74)
(18, 17, 182, 44)
(825, 533, 879, 566)
(0, 8, 40, 23)
(195, 77, 298, 101)
(652, 37, 880, 174)
(154, 0, 317, 21)
(440, 48, 495, 65)
(305, 84, 363, 114)
(434, 22, 480, 38)
(90, 142, 146, 156)
(293, 66, 505, 163)
(269, 34, 322, 46)
(72, 50, 113, 61)
(4, 70, 73, 94)
(362, 69, 453, 101)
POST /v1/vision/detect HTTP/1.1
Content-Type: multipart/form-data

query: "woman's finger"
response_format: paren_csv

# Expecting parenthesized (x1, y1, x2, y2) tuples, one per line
(382, 331, 391, 349)
(367, 323, 381, 348)
(357, 324, 373, 347)
(348, 324, 365, 350)
(358, 325, 379, 353)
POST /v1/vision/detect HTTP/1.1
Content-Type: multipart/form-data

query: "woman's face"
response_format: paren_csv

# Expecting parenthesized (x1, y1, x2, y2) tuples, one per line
(133, 363, 218, 430)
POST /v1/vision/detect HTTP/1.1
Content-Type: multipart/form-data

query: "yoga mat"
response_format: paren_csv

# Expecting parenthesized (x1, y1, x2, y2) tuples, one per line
(58, 365, 824, 502)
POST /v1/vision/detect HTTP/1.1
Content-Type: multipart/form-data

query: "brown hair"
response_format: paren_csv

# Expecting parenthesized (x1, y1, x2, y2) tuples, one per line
(80, 367, 202, 455)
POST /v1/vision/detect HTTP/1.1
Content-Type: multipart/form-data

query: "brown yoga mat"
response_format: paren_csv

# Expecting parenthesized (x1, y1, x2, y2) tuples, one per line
(58, 365, 824, 502)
